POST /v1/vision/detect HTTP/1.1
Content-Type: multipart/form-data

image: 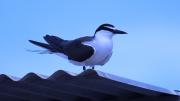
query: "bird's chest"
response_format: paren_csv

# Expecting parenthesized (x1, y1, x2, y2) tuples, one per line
(83, 37, 113, 61)
(93, 38, 113, 55)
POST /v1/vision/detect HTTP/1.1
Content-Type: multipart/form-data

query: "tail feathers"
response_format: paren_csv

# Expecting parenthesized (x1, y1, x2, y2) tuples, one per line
(27, 49, 53, 54)
(43, 35, 64, 48)
(29, 40, 53, 51)
(43, 35, 64, 51)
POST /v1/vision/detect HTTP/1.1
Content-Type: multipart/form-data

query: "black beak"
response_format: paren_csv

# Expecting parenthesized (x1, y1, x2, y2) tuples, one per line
(113, 29, 128, 34)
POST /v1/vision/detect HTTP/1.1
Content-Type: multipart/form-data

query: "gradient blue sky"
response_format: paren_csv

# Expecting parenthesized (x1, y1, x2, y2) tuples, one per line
(0, 0, 180, 90)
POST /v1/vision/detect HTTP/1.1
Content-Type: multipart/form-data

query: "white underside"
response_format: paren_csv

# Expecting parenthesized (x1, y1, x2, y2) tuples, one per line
(56, 31, 114, 67)
(56, 44, 112, 67)
(69, 41, 112, 66)
(70, 31, 113, 67)
(56, 53, 68, 59)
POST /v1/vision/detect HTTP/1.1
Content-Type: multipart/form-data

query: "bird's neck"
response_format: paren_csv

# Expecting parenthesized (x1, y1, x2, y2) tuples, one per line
(95, 31, 113, 40)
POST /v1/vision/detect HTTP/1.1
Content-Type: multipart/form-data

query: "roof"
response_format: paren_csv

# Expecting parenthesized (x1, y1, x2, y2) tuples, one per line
(0, 69, 179, 101)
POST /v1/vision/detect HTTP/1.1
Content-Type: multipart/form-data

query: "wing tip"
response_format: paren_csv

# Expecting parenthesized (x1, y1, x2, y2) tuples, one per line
(29, 40, 35, 43)
(29, 40, 40, 44)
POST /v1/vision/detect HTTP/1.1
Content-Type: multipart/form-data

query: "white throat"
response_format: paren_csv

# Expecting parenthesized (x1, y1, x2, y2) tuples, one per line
(95, 30, 114, 40)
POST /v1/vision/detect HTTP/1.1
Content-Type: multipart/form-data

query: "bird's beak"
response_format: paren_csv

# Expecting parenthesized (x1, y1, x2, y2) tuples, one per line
(113, 29, 128, 34)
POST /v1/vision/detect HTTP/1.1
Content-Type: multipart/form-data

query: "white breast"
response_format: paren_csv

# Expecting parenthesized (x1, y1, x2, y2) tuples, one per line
(69, 31, 114, 67)
(82, 34, 113, 66)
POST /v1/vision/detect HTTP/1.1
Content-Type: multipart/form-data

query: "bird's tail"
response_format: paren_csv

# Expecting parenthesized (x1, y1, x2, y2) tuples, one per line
(29, 40, 53, 50)
(29, 35, 65, 53)
(43, 35, 64, 52)
(26, 49, 53, 54)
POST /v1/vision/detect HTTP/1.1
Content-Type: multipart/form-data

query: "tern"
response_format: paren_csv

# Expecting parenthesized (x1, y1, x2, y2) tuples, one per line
(29, 24, 127, 70)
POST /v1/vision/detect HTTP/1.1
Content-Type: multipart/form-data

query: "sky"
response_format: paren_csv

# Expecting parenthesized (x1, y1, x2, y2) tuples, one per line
(0, 0, 180, 91)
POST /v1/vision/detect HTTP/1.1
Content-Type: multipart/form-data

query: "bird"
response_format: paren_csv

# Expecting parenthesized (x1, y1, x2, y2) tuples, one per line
(29, 24, 127, 70)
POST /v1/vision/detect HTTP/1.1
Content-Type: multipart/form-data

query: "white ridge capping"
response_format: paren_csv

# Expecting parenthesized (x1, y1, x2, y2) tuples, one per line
(96, 70, 177, 95)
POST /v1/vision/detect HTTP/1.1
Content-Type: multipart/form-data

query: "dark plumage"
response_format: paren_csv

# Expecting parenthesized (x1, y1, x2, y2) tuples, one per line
(29, 35, 94, 62)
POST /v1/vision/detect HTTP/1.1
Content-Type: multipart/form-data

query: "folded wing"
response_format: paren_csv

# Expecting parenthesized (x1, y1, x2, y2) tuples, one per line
(29, 35, 95, 62)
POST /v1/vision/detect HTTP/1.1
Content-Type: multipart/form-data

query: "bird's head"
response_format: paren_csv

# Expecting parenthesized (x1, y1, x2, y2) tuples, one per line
(94, 23, 127, 38)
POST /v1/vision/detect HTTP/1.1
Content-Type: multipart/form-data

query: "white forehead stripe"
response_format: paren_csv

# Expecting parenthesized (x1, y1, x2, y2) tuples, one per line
(105, 26, 116, 30)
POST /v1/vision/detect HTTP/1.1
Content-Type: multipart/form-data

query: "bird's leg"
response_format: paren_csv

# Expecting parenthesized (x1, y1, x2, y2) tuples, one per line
(83, 66, 86, 71)
(92, 66, 95, 70)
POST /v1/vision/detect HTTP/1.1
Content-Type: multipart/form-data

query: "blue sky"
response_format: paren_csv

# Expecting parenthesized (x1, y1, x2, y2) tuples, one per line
(0, 0, 180, 90)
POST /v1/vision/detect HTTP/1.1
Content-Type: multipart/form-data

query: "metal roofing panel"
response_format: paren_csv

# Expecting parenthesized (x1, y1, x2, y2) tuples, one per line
(0, 69, 179, 101)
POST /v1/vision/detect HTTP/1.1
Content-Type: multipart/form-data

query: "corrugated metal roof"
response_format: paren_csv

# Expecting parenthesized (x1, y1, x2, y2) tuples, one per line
(0, 69, 179, 101)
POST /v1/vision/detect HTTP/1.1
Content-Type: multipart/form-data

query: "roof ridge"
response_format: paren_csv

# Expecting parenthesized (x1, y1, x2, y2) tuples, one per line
(48, 70, 73, 80)
(0, 74, 13, 82)
(77, 69, 100, 78)
(20, 72, 43, 82)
